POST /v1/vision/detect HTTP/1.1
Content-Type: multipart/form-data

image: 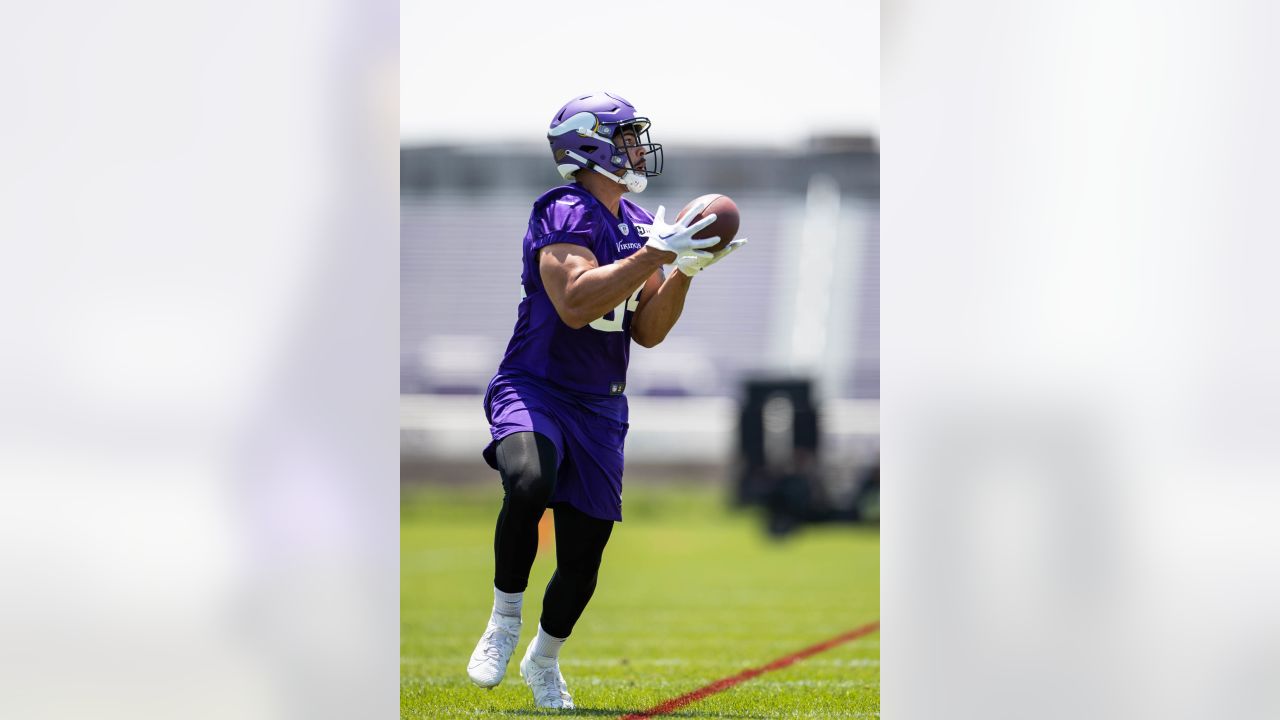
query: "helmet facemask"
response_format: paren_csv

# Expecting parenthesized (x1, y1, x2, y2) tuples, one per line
(606, 120, 663, 181)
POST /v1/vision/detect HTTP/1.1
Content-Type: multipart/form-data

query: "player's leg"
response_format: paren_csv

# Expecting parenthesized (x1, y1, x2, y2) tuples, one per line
(520, 503, 613, 708)
(541, 503, 614, 638)
(493, 431, 560, 593)
(468, 431, 560, 688)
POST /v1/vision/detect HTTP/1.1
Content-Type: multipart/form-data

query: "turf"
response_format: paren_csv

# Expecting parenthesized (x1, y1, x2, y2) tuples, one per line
(402, 482, 879, 719)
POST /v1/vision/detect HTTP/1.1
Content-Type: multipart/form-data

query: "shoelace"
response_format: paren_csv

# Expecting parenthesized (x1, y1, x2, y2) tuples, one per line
(527, 662, 571, 703)
(479, 624, 517, 661)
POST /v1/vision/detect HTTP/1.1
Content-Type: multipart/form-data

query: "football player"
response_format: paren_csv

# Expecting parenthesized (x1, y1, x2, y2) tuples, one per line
(465, 92, 746, 709)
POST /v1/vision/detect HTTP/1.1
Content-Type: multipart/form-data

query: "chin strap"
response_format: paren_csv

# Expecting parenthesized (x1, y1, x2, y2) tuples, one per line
(591, 164, 647, 193)
(563, 150, 648, 193)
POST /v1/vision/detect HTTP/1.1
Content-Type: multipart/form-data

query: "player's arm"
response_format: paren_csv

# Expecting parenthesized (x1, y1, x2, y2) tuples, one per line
(539, 243, 671, 329)
(630, 268, 691, 348)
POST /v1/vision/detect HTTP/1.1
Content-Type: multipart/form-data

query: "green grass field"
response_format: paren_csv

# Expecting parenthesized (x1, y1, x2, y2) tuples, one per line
(402, 482, 879, 719)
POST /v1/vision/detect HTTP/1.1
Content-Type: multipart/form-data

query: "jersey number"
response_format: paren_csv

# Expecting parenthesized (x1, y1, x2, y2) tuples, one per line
(589, 286, 642, 333)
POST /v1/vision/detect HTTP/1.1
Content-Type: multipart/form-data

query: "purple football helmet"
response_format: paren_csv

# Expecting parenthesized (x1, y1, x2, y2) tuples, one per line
(547, 92, 663, 193)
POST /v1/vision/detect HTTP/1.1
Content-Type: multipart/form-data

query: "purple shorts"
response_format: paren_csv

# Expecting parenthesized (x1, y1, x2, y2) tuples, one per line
(482, 374, 629, 522)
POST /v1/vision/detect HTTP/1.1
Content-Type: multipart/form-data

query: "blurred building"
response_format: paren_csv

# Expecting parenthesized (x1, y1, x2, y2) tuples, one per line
(401, 140, 878, 475)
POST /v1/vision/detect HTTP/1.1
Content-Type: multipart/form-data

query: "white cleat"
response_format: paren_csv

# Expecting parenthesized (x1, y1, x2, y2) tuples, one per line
(467, 613, 521, 688)
(519, 642, 575, 709)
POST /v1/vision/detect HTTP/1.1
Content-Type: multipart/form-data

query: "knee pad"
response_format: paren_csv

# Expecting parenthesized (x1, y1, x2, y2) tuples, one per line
(496, 432, 558, 507)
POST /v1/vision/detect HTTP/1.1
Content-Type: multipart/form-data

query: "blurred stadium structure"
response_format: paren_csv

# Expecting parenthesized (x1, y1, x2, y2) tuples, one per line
(401, 138, 878, 511)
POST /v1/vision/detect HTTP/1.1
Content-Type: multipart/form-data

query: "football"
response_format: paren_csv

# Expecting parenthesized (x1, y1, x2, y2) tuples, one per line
(676, 194, 740, 253)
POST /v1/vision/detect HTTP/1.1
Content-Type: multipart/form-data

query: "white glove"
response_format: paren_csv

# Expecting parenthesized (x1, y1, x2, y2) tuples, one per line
(675, 237, 748, 277)
(640, 201, 721, 258)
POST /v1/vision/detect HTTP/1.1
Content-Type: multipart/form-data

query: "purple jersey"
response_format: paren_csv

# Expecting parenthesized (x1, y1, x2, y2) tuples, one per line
(495, 184, 655, 404)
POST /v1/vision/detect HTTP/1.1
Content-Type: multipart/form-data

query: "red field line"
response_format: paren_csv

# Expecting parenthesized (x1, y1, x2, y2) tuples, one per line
(617, 620, 880, 720)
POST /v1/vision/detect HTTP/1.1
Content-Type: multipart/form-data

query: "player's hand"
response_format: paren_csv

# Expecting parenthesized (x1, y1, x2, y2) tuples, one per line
(640, 202, 720, 259)
(675, 237, 748, 277)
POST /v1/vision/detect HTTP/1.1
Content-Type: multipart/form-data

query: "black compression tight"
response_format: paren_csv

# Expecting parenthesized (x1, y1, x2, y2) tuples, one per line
(492, 431, 614, 639)
(492, 432, 559, 593)
(539, 500, 614, 638)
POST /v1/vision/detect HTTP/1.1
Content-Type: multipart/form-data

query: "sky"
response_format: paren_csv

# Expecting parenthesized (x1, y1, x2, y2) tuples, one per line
(401, 0, 879, 147)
